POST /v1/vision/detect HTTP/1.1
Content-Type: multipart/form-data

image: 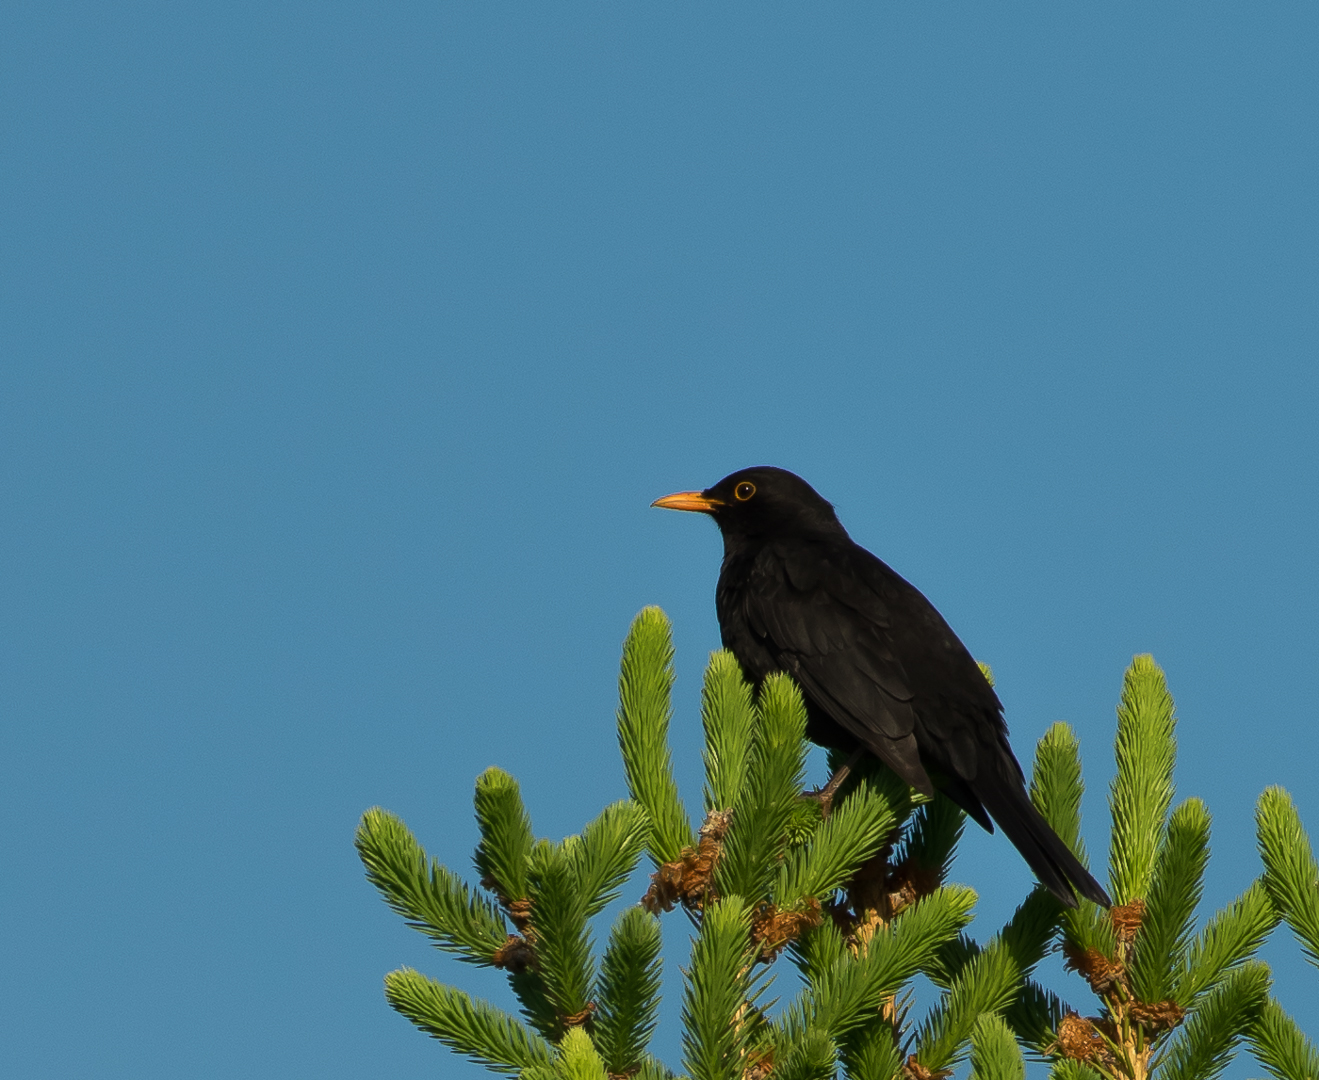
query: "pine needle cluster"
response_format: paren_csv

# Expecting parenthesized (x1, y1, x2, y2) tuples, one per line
(1032, 657, 1279, 1080)
(357, 607, 1319, 1080)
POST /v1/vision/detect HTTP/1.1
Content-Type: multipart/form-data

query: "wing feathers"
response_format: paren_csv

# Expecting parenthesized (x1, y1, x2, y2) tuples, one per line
(720, 529, 1110, 907)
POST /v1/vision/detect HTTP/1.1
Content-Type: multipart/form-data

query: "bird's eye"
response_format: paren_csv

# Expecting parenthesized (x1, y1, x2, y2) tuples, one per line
(734, 481, 756, 501)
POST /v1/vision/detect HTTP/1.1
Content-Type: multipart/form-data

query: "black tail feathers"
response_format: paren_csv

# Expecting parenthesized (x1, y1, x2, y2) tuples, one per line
(976, 779, 1111, 909)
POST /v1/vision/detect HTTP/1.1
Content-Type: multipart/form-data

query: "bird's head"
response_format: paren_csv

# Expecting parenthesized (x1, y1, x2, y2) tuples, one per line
(652, 466, 847, 541)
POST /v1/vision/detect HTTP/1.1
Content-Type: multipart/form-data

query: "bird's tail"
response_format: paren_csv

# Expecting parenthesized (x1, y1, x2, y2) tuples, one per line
(977, 776, 1111, 909)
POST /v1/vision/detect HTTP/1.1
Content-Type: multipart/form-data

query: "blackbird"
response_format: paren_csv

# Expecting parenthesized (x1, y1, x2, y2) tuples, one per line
(653, 466, 1110, 908)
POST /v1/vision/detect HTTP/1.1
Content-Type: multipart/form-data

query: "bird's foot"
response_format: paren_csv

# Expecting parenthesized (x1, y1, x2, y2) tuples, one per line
(803, 753, 862, 820)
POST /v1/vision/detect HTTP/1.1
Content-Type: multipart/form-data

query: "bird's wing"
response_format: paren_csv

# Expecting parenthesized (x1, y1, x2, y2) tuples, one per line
(739, 543, 933, 790)
(845, 543, 1011, 785)
(743, 540, 1008, 791)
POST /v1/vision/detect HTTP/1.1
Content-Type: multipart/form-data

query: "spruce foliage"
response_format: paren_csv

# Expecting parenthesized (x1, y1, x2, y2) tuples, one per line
(1108, 656, 1178, 906)
(594, 906, 663, 1075)
(1251, 787, 1319, 1080)
(617, 607, 694, 865)
(357, 608, 1319, 1080)
(971, 1015, 1026, 1080)
(1035, 656, 1283, 1080)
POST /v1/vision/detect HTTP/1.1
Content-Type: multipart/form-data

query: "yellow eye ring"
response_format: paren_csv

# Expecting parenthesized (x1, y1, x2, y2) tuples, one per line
(734, 481, 756, 501)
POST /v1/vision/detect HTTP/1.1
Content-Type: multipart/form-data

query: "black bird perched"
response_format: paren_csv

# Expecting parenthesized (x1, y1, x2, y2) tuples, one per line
(653, 466, 1110, 909)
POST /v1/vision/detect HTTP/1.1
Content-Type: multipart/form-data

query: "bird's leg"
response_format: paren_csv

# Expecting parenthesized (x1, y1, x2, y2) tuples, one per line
(806, 748, 865, 819)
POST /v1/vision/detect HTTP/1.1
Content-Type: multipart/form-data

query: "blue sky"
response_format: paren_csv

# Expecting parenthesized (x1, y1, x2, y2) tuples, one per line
(3, 4, 1317, 1077)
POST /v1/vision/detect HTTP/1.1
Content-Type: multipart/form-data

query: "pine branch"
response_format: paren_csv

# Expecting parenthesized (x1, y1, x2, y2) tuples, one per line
(1030, 722, 1112, 962)
(1031, 722, 1089, 865)
(635, 1056, 680, 1080)
(841, 1025, 904, 1080)
(507, 968, 562, 1044)
(1108, 654, 1177, 905)
(367, 609, 1319, 1080)
(617, 607, 694, 865)
(1131, 797, 1211, 1004)
(593, 906, 663, 1076)
(526, 839, 594, 1024)
(356, 808, 507, 963)
(1158, 960, 1270, 1080)
(1049, 1059, 1106, 1080)
(1247, 995, 1319, 1080)
(382, 968, 554, 1075)
(999, 887, 1066, 977)
(913, 939, 1022, 1075)
(682, 896, 758, 1080)
(922, 889, 1067, 1061)
(1257, 786, 1319, 969)
(473, 767, 536, 903)
(717, 672, 810, 900)
(789, 915, 848, 982)
(1061, 898, 1117, 960)
(557, 1027, 609, 1080)
(773, 776, 905, 907)
(925, 887, 1061, 990)
(776, 885, 978, 1048)
(983, 889, 1070, 1055)
(702, 649, 758, 815)
(770, 1029, 838, 1080)
(896, 791, 965, 885)
(970, 1014, 1026, 1080)
(571, 799, 649, 916)
(1175, 879, 1277, 1007)
(1003, 978, 1068, 1056)
(923, 933, 976, 991)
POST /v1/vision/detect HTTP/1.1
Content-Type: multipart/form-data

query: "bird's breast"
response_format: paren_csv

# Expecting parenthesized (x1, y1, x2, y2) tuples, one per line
(715, 550, 780, 683)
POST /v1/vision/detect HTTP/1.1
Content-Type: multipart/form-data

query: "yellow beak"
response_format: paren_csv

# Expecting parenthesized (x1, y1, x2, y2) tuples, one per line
(651, 491, 725, 513)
